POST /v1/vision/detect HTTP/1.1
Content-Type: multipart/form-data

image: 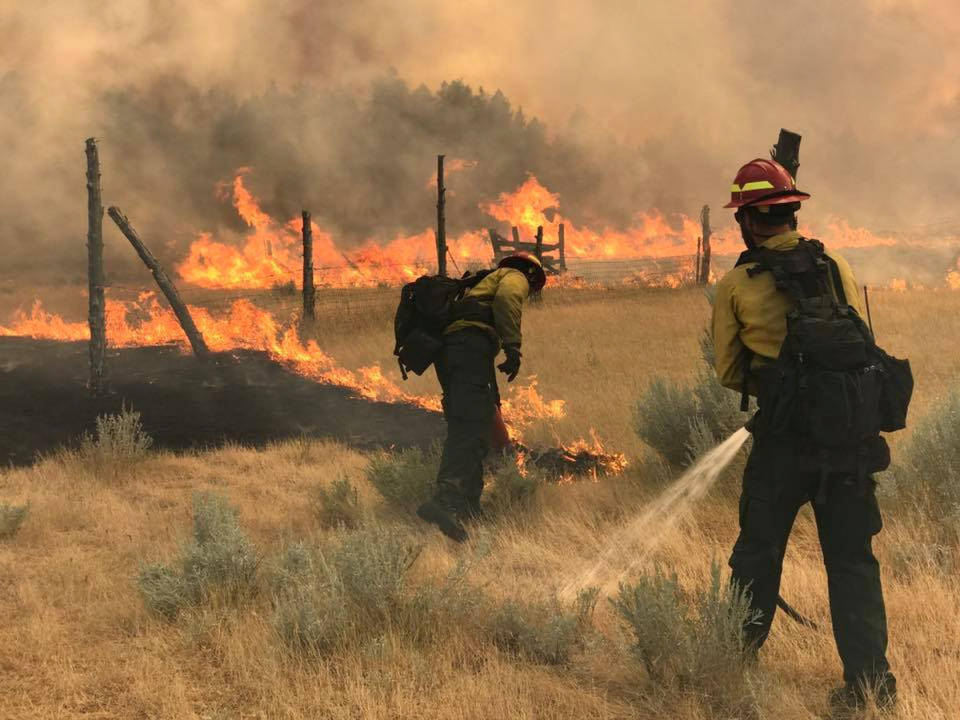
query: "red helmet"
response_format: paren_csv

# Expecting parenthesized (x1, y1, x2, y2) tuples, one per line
(498, 252, 547, 292)
(724, 158, 810, 209)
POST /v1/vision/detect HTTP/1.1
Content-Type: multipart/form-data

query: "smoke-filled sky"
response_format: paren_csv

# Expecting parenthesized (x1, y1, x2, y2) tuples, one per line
(3, 0, 960, 276)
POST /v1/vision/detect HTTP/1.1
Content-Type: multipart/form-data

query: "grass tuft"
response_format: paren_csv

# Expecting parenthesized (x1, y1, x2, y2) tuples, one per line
(487, 588, 596, 666)
(890, 389, 960, 530)
(0, 502, 28, 539)
(312, 475, 363, 529)
(366, 444, 439, 509)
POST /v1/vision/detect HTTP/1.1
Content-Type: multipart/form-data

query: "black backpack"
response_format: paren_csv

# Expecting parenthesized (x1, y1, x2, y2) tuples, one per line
(393, 271, 494, 379)
(737, 239, 913, 493)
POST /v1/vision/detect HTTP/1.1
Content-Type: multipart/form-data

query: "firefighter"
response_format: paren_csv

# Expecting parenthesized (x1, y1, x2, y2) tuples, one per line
(416, 252, 546, 543)
(712, 158, 897, 712)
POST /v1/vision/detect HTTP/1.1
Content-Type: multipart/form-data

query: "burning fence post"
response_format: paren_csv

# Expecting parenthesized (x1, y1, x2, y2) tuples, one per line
(535, 225, 544, 262)
(301, 210, 315, 321)
(85, 138, 108, 395)
(699, 205, 712, 286)
(558, 223, 567, 272)
(436, 155, 447, 277)
(695, 236, 702, 284)
(107, 207, 210, 358)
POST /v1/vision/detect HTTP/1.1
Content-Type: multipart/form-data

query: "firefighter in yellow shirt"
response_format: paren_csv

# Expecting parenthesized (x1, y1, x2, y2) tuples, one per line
(417, 253, 546, 542)
(712, 158, 896, 712)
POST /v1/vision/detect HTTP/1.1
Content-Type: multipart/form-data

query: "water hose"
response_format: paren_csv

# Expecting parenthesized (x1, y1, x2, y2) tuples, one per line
(776, 595, 821, 631)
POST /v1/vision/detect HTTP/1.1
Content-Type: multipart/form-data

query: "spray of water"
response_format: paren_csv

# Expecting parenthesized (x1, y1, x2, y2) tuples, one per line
(559, 427, 750, 601)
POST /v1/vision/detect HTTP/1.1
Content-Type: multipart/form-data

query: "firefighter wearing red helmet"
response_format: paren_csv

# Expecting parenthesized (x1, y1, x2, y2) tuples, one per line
(416, 252, 546, 542)
(713, 158, 899, 711)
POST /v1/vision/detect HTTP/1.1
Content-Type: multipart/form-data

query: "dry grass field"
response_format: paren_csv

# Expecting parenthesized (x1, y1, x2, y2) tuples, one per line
(1, 286, 959, 719)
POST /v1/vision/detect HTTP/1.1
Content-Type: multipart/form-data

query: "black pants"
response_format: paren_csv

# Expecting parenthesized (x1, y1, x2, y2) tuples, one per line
(730, 435, 893, 686)
(433, 329, 498, 510)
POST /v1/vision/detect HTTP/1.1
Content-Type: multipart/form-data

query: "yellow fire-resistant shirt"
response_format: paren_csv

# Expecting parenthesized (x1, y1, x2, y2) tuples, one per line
(445, 267, 530, 349)
(712, 231, 865, 393)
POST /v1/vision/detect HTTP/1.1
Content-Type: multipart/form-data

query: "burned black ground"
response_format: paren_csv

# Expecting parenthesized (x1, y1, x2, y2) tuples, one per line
(0, 338, 444, 466)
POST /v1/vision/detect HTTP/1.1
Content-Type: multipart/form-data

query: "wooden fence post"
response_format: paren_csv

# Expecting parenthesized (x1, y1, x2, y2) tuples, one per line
(85, 138, 107, 396)
(511, 227, 521, 246)
(535, 226, 544, 261)
(695, 236, 702, 284)
(301, 210, 315, 321)
(699, 205, 712, 285)
(436, 155, 447, 276)
(107, 207, 210, 358)
(558, 223, 566, 271)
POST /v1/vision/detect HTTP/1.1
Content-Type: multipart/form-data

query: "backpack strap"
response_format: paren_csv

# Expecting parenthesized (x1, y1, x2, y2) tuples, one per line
(823, 253, 849, 306)
(740, 347, 753, 412)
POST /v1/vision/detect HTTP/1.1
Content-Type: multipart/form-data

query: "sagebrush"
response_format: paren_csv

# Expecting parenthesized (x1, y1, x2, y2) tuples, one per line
(889, 389, 960, 527)
(366, 444, 439, 509)
(0, 502, 28, 539)
(612, 563, 760, 716)
(137, 492, 259, 620)
(312, 475, 363, 529)
(72, 406, 153, 478)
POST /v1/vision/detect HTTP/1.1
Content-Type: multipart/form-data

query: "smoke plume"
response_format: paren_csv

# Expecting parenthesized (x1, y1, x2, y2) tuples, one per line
(2, 0, 959, 279)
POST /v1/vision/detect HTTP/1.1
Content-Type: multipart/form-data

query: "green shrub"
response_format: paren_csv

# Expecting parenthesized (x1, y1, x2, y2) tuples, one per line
(74, 406, 153, 478)
(487, 589, 597, 666)
(633, 318, 747, 469)
(0, 502, 28, 539)
(632, 377, 700, 466)
(366, 445, 439, 509)
(137, 564, 189, 620)
(270, 543, 351, 654)
(612, 563, 760, 715)
(180, 492, 260, 603)
(890, 389, 960, 523)
(485, 461, 542, 516)
(312, 475, 363, 529)
(137, 492, 259, 620)
(269, 525, 424, 656)
(332, 526, 422, 622)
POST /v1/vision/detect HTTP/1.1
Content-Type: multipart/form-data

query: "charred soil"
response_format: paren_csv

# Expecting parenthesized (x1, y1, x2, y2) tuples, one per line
(0, 338, 444, 465)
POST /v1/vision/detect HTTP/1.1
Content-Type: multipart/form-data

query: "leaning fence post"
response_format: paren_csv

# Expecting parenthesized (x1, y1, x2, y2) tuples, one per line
(301, 210, 315, 321)
(85, 138, 108, 396)
(107, 207, 210, 358)
(436, 155, 447, 276)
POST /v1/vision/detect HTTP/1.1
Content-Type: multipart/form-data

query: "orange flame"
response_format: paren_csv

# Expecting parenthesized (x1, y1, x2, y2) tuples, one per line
(0, 294, 576, 441)
(175, 170, 920, 292)
(948, 257, 960, 290)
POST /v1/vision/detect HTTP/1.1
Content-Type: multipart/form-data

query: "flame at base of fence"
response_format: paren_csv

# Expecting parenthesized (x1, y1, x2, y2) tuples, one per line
(559, 427, 751, 601)
(0, 294, 630, 473)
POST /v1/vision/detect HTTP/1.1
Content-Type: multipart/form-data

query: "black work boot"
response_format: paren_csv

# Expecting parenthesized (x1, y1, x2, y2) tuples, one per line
(828, 673, 897, 717)
(416, 498, 468, 542)
(461, 496, 488, 522)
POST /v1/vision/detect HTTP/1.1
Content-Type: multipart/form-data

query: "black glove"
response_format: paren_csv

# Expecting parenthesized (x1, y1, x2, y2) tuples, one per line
(497, 346, 522, 382)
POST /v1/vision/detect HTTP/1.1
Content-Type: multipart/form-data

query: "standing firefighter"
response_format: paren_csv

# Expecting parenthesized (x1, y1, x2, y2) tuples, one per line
(712, 158, 912, 712)
(398, 253, 546, 543)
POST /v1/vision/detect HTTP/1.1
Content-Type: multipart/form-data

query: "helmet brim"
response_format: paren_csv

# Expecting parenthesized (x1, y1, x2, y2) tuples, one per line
(725, 190, 811, 209)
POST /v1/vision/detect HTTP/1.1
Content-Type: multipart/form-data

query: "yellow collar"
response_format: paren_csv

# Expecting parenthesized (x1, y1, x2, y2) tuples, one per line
(757, 230, 802, 252)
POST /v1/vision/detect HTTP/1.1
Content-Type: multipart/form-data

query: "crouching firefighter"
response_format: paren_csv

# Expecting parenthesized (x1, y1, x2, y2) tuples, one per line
(713, 158, 913, 712)
(393, 252, 547, 542)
